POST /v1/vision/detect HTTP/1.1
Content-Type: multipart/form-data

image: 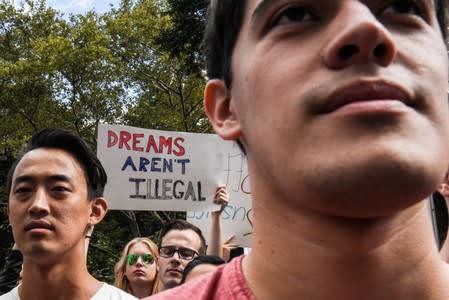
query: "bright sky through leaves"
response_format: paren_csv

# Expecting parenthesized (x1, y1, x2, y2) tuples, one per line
(15, 0, 122, 14)
(48, 0, 122, 14)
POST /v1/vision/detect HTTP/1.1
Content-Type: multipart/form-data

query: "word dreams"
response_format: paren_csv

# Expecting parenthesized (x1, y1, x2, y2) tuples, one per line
(108, 130, 185, 156)
(130, 178, 205, 201)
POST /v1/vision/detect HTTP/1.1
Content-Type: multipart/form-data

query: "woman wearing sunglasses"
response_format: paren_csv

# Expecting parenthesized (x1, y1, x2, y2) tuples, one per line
(114, 237, 160, 298)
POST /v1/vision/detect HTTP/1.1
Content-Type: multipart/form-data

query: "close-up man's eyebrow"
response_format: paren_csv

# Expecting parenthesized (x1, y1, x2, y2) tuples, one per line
(13, 175, 34, 187)
(13, 174, 72, 186)
(48, 174, 72, 184)
(251, 0, 276, 24)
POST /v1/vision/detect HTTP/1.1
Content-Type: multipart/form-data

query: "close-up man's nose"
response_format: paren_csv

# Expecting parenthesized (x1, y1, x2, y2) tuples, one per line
(322, 3, 396, 69)
(171, 251, 181, 260)
(28, 188, 50, 216)
(169, 252, 182, 264)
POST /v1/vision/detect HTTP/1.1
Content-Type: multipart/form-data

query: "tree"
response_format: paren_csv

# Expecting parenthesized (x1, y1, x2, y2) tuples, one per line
(0, 0, 206, 283)
(104, 0, 210, 134)
(156, 0, 208, 76)
(0, 0, 63, 156)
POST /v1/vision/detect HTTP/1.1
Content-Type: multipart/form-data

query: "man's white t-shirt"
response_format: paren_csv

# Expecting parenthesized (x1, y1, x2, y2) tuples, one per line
(0, 283, 137, 300)
(92, 283, 137, 300)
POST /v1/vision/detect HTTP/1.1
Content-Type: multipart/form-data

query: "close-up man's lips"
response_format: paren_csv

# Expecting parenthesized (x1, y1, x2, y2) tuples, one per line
(24, 220, 53, 231)
(322, 81, 411, 113)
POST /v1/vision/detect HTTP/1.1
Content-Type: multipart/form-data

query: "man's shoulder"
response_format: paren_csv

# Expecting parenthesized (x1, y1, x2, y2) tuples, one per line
(91, 282, 138, 300)
(145, 255, 254, 300)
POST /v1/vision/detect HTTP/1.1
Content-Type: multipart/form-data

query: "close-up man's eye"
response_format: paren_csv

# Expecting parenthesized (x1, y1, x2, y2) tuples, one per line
(14, 187, 31, 194)
(269, 5, 313, 28)
(52, 186, 71, 193)
(380, 0, 426, 18)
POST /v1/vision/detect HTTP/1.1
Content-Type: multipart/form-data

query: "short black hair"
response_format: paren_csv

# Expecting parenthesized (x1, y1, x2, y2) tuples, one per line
(180, 255, 225, 284)
(203, 0, 247, 89)
(7, 127, 107, 200)
(157, 219, 207, 255)
(203, 0, 449, 89)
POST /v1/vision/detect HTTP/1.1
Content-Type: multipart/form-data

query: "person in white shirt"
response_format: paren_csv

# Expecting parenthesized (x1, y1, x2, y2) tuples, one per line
(2, 127, 136, 300)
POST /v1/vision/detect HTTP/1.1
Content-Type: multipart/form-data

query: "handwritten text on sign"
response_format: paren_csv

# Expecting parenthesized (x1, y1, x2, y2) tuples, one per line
(97, 124, 225, 211)
(188, 151, 253, 247)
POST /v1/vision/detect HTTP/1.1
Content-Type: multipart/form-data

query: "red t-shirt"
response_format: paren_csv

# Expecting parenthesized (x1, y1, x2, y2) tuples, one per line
(145, 255, 256, 300)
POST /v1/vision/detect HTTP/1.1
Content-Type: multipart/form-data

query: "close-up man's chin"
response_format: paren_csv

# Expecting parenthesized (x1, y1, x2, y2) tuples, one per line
(304, 192, 430, 220)
(296, 161, 445, 217)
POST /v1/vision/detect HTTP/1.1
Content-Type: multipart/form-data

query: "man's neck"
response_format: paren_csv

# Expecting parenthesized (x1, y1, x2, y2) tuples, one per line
(159, 282, 176, 292)
(243, 197, 449, 300)
(19, 249, 101, 300)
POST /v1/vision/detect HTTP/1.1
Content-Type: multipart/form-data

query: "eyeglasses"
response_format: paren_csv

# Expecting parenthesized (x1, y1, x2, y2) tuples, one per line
(159, 246, 198, 260)
(126, 253, 154, 265)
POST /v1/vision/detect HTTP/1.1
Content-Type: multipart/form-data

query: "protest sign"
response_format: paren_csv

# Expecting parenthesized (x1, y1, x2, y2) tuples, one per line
(98, 124, 227, 211)
(188, 150, 253, 247)
(97, 124, 253, 246)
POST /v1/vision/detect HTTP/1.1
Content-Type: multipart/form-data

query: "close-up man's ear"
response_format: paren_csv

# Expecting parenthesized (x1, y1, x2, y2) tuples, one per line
(89, 197, 108, 225)
(204, 79, 241, 140)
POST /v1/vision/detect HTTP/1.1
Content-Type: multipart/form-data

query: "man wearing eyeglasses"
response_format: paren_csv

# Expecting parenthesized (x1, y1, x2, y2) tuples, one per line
(156, 220, 206, 291)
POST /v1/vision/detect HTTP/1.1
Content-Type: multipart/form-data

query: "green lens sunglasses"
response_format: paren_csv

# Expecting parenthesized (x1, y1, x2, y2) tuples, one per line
(126, 253, 154, 265)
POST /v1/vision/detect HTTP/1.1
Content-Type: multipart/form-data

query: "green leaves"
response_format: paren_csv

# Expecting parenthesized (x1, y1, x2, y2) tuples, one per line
(0, 0, 210, 283)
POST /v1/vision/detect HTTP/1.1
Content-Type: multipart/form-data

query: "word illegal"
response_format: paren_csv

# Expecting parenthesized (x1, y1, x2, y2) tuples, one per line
(129, 178, 206, 201)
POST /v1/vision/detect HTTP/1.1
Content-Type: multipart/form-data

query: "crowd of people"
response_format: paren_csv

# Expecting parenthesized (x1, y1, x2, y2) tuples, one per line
(1, 0, 449, 299)
(0, 128, 240, 299)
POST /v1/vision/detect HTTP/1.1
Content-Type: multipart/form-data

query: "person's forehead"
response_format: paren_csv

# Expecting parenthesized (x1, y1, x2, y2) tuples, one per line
(129, 242, 151, 254)
(13, 148, 86, 182)
(161, 229, 201, 249)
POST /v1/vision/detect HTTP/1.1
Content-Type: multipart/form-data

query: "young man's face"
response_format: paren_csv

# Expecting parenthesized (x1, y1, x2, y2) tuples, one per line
(8, 148, 94, 263)
(156, 229, 202, 290)
(209, 0, 449, 217)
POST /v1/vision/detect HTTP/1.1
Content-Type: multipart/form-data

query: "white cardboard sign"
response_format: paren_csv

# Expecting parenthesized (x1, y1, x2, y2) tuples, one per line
(97, 124, 253, 246)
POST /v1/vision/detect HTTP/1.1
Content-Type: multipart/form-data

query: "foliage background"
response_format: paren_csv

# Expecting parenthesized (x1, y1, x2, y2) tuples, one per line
(0, 0, 209, 283)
